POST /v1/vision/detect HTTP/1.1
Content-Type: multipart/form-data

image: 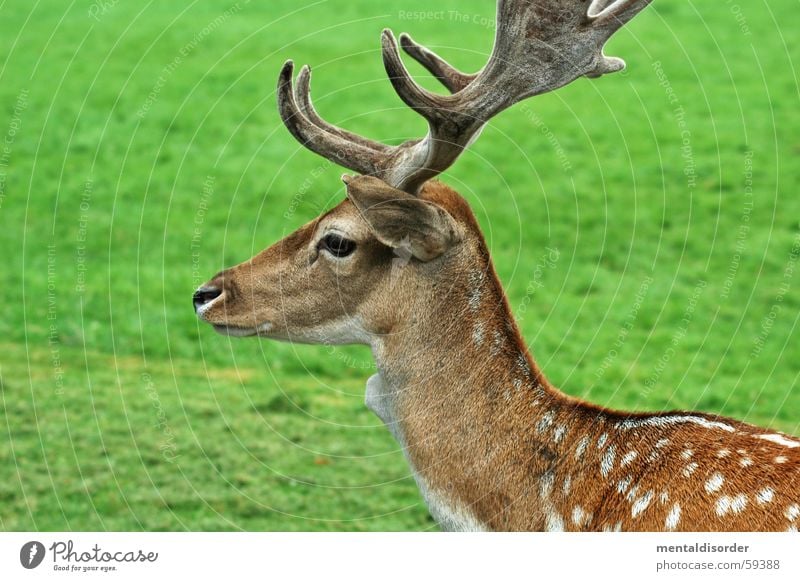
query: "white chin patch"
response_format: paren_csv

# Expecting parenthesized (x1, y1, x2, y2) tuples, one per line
(255, 321, 273, 335)
(213, 321, 273, 337)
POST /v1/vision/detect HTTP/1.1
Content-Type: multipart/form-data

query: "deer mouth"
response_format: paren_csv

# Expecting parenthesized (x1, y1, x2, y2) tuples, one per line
(212, 321, 273, 338)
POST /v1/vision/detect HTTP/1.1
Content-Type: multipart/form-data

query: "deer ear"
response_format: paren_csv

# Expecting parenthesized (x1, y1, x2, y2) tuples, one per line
(343, 175, 459, 262)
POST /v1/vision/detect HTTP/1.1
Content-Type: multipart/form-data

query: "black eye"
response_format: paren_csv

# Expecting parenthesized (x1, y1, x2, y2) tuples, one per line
(319, 233, 356, 258)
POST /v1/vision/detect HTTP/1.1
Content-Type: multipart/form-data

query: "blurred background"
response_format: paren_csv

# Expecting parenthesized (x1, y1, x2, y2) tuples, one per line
(1, 0, 798, 530)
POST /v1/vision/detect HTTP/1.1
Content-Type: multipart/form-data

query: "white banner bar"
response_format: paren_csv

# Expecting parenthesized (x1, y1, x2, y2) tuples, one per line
(1, 533, 798, 580)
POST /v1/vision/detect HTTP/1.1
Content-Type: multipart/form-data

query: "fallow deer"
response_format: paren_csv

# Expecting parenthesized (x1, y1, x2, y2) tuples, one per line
(193, 0, 800, 531)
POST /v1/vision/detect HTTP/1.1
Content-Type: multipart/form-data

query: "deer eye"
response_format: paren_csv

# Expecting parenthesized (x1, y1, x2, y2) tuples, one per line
(319, 233, 356, 258)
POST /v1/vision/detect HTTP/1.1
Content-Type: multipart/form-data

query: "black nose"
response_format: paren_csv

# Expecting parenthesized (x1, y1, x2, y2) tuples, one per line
(193, 285, 222, 312)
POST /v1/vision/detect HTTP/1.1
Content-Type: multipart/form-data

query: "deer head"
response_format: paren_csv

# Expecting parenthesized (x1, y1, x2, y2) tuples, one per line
(193, 0, 653, 342)
(193, 175, 469, 345)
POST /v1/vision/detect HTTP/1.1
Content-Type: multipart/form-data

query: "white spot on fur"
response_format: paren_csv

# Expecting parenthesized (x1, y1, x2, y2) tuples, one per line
(665, 503, 681, 531)
(632, 490, 654, 518)
(739, 457, 753, 467)
(681, 449, 694, 460)
(626, 484, 641, 502)
(572, 506, 587, 527)
(553, 424, 567, 443)
(775, 456, 788, 464)
(598, 433, 609, 448)
(716, 496, 732, 517)
(563, 475, 572, 494)
(575, 436, 589, 460)
(716, 448, 731, 458)
(546, 511, 564, 531)
(787, 504, 800, 522)
(490, 330, 504, 356)
(659, 491, 669, 505)
(656, 438, 670, 448)
(620, 451, 637, 467)
(756, 487, 774, 505)
(705, 473, 724, 494)
(467, 271, 483, 312)
(517, 354, 532, 378)
(618, 415, 735, 432)
(601, 446, 616, 477)
(472, 323, 485, 346)
(537, 411, 555, 433)
(617, 476, 632, 494)
(731, 494, 747, 514)
(539, 472, 554, 498)
(602, 522, 623, 532)
(755, 433, 800, 448)
(683, 462, 698, 477)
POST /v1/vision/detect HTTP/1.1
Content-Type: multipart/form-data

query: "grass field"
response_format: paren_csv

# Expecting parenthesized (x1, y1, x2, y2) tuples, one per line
(1, 0, 799, 531)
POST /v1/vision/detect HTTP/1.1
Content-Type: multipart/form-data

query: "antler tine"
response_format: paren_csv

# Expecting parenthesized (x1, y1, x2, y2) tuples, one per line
(294, 65, 391, 153)
(380, 29, 453, 124)
(584, 0, 655, 75)
(588, 0, 652, 29)
(277, 60, 382, 176)
(585, 1, 654, 76)
(398, 33, 476, 94)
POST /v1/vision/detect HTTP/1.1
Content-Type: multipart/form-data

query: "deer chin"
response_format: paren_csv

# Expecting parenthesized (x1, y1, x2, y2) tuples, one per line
(212, 321, 273, 338)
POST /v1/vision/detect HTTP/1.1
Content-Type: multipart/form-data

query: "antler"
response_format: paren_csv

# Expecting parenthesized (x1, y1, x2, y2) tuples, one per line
(278, 0, 653, 194)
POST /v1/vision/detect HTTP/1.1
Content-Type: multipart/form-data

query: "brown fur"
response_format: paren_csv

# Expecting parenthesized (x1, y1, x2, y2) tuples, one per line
(198, 180, 800, 531)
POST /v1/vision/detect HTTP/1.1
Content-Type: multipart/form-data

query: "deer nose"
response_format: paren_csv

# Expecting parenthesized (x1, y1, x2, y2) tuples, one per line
(193, 285, 222, 312)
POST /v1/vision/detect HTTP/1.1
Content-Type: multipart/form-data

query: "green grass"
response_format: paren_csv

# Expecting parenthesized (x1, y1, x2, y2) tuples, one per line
(1, 0, 799, 530)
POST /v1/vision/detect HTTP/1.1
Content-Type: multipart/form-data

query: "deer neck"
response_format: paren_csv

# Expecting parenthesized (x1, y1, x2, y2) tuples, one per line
(370, 257, 556, 409)
(365, 244, 576, 530)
